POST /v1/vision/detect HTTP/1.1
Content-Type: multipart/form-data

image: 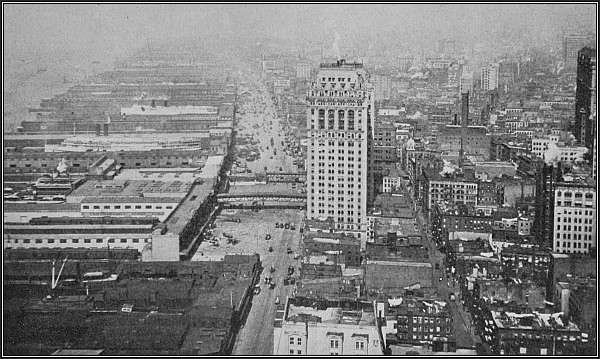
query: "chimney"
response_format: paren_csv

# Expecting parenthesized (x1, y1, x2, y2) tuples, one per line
(461, 91, 469, 127)
(96, 124, 101, 136)
(103, 123, 109, 136)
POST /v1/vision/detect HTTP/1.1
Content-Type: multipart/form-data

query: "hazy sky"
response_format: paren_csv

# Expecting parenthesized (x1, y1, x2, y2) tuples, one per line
(3, 3, 597, 61)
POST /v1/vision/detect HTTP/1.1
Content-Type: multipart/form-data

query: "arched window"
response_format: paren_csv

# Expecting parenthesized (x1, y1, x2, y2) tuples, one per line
(328, 110, 335, 129)
(318, 109, 325, 129)
(338, 110, 345, 130)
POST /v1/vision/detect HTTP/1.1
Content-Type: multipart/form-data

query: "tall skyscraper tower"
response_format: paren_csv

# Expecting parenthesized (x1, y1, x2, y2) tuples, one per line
(563, 34, 595, 68)
(480, 63, 499, 91)
(534, 159, 563, 249)
(460, 91, 469, 126)
(306, 59, 374, 239)
(573, 47, 596, 154)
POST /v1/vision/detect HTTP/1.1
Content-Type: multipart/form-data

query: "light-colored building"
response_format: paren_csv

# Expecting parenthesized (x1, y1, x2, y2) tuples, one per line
(473, 161, 517, 181)
(518, 216, 533, 236)
(553, 182, 596, 254)
(531, 136, 588, 164)
(68, 179, 190, 221)
(383, 175, 402, 193)
(427, 178, 478, 210)
(273, 297, 384, 355)
(296, 63, 312, 79)
(306, 60, 374, 239)
(372, 74, 391, 101)
(481, 63, 500, 91)
(563, 34, 595, 68)
(3, 216, 179, 261)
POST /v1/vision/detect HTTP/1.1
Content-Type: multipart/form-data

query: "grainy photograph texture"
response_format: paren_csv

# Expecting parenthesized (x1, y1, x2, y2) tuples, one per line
(2, 3, 598, 357)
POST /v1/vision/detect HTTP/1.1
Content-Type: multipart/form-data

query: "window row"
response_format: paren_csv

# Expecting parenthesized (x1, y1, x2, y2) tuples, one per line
(83, 204, 173, 210)
(555, 241, 591, 249)
(8, 237, 149, 244)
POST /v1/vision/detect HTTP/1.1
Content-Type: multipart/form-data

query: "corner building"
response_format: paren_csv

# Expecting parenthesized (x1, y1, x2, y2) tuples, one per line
(306, 60, 375, 239)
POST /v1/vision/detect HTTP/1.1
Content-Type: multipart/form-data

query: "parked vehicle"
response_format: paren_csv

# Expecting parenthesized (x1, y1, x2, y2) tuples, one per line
(284, 223, 290, 229)
(268, 246, 273, 252)
(265, 234, 272, 240)
(253, 285, 261, 295)
(287, 248, 293, 254)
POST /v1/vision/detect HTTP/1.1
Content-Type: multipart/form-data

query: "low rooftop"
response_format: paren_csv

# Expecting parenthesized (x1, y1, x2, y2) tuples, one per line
(286, 298, 375, 326)
(492, 311, 579, 332)
(121, 104, 219, 116)
(164, 180, 214, 236)
(370, 193, 414, 218)
(69, 179, 192, 200)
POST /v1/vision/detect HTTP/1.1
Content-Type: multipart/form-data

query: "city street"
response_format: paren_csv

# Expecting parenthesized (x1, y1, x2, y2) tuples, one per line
(228, 71, 305, 354)
(412, 189, 476, 349)
(231, 210, 303, 355)
(235, 74, 297, 174)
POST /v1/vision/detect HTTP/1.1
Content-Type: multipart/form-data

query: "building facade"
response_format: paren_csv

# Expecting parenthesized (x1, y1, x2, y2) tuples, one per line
(573, 47, 596, 152)
(563, 34, 595, 68)
(274, 297, 383, 355)
(306, 60, 374, 238)
(481, 63, 500, 91)
(553, 183, 596, 254)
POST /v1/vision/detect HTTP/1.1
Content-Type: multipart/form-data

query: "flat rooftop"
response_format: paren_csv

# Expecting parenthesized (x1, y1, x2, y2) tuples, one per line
(121, 105, 219, 116)
(227, 182, 303, 196)
(492, 311, 579, 331)
(114, 168, 202, 182)
(69, 180, 192, 201)
(319, 60, 363, 69)
(373, 217, 421, 237)
(57, 132, 213, 143)
(287, 305, 375, 326)
(164, 180, 214, 236)
(371, 193, 414, 218)
(198, 155, 224, 179)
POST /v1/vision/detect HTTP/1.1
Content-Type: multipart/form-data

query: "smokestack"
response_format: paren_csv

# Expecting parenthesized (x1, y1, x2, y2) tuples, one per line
(461, 91, 469, 127)
(95, 124, 101, 136)
(103, 123, 109, 136)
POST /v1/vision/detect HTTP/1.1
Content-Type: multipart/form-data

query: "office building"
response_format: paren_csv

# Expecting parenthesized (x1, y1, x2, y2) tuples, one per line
(553, 182, 596, 254)
(273, 297, 383, 355)
(461, 91, 469, 126)
(573, 47, 596, 152)
(534, 160, 563, 249)
(563, 34, 595, 68)
(306, 60, 374, 238)
(296, 63, 312, 79)
(491, 310, 590, 355)
(459, 70, 474, 94)
(481, 63, 500, 91)
(382, 298, 455, 351)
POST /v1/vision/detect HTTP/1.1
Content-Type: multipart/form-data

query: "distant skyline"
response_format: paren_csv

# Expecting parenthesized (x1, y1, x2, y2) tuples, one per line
(4, 3, 597, 63)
